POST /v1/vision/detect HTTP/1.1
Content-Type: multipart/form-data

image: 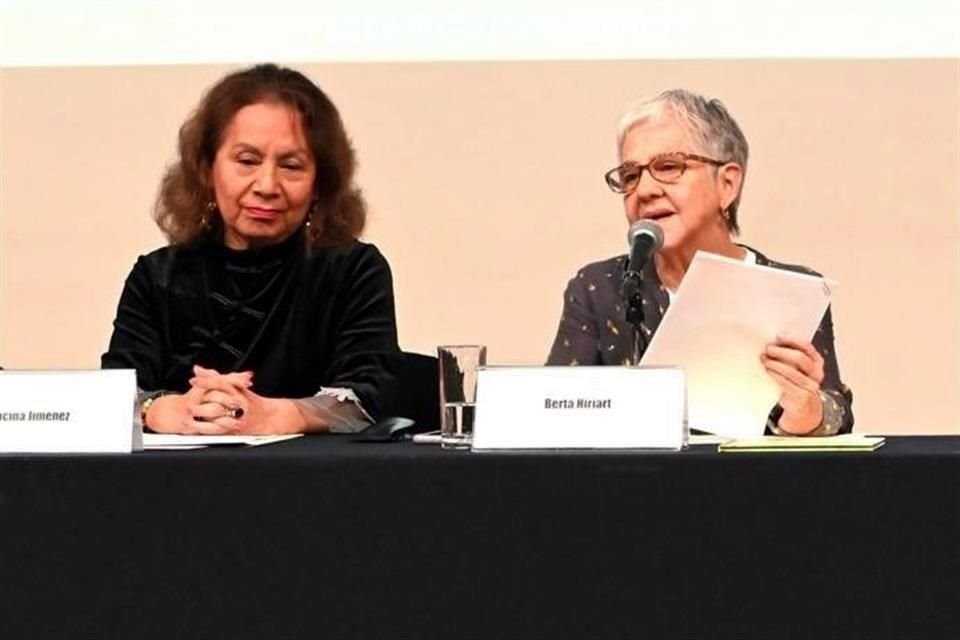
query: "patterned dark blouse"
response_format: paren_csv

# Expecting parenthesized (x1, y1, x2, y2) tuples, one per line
(546, 246, 854, 435)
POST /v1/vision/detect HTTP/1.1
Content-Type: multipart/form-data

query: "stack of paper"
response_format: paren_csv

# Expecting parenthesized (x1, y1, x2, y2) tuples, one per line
(640, 251, 836, 440)
(718, 434, 885, 453)
(143, 433, 302, 450)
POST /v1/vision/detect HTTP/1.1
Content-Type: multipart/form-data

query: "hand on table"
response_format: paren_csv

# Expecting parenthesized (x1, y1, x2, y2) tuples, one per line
(144, 366, 255, 434)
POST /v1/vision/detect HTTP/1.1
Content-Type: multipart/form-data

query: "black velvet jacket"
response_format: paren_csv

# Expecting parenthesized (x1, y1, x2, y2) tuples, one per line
(101, 231, 400, 419)
(546, 247, 854, 435)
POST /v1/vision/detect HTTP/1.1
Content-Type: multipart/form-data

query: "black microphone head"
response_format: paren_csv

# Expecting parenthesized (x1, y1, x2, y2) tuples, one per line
(626, 220, 664, 251)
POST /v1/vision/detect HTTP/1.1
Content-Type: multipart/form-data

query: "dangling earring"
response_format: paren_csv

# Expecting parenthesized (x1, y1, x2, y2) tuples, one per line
(305, 202, 319, 239)
(202, 201, 216, 228)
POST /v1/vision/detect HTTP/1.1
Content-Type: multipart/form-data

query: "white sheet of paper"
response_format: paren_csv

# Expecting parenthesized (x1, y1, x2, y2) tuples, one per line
(687, 434, 732, 446)
(142, 433, 303, 450)
(640, 251, 835, 439)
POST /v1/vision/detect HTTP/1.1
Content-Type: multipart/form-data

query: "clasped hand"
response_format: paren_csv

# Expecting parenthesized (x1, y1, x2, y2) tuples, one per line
(144, 366, 292, 435)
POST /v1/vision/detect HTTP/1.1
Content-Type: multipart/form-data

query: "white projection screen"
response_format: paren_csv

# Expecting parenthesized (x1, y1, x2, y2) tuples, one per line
(2, 3, 958, 434)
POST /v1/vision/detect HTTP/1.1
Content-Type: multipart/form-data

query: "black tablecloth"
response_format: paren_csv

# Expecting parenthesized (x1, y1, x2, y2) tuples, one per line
(1, 436, 957, 639)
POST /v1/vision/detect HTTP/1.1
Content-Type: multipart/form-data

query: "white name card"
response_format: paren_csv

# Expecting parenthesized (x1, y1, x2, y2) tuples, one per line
(472, 366, 686, 450)
(0, 369, 140, 453)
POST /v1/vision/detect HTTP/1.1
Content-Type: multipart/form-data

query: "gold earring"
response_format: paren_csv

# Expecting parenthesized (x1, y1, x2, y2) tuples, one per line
(202, 201, 216, 228)
(305, 202, 319, 232)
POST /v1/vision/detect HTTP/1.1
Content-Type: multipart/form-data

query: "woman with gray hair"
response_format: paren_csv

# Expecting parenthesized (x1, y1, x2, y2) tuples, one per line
(547, 89, 853, 436)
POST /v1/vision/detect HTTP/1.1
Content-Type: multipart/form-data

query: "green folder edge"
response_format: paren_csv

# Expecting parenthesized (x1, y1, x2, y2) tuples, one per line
(718, 441, 886, 453)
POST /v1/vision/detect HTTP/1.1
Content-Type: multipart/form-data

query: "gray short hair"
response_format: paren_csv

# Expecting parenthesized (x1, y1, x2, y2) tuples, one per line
(616, 89, 749, 233)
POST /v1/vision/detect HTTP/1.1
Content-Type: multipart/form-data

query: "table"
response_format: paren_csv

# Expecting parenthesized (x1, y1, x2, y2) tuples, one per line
(1, 436, 957, 639)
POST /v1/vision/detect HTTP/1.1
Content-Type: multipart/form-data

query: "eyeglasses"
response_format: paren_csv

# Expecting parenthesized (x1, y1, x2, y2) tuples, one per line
(604, 152, 728, 194)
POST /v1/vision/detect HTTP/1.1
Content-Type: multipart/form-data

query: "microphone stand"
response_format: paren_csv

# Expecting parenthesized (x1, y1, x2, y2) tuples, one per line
(622, 221, 663, 366)
(622, 270, 647, 366)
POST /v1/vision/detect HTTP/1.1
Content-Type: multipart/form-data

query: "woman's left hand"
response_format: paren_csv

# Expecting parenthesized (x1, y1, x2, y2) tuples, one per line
(761, 337, 824, 435)
(188, 366, 306, 435)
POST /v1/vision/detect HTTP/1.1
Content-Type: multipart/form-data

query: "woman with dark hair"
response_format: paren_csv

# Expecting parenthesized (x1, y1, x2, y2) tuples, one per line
(103, 64, 399, 435)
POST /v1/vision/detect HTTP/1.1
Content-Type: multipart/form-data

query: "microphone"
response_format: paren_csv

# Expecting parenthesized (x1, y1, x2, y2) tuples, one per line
(625, 220, 664, 274)
(622, 221, 664, 340)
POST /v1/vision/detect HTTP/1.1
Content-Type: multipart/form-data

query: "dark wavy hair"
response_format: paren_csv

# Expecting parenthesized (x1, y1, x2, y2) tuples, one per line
(154, 64, 365, 247)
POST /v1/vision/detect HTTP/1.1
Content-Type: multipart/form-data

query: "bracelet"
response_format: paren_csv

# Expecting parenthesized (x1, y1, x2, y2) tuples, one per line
(139, 393, 165, 429)
(140, 397, 156, 428)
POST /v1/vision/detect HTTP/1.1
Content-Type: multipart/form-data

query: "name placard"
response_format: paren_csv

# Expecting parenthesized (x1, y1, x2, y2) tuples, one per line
(472, 366, 686, 450)
(0, 369, 140, 453)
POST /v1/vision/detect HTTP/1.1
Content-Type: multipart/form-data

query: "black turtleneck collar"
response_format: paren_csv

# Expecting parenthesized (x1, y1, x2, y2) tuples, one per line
(205, 227, 308, 267)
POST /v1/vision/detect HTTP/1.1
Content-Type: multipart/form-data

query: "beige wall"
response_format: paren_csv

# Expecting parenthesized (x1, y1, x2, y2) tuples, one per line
(1, 60, 958, 434)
